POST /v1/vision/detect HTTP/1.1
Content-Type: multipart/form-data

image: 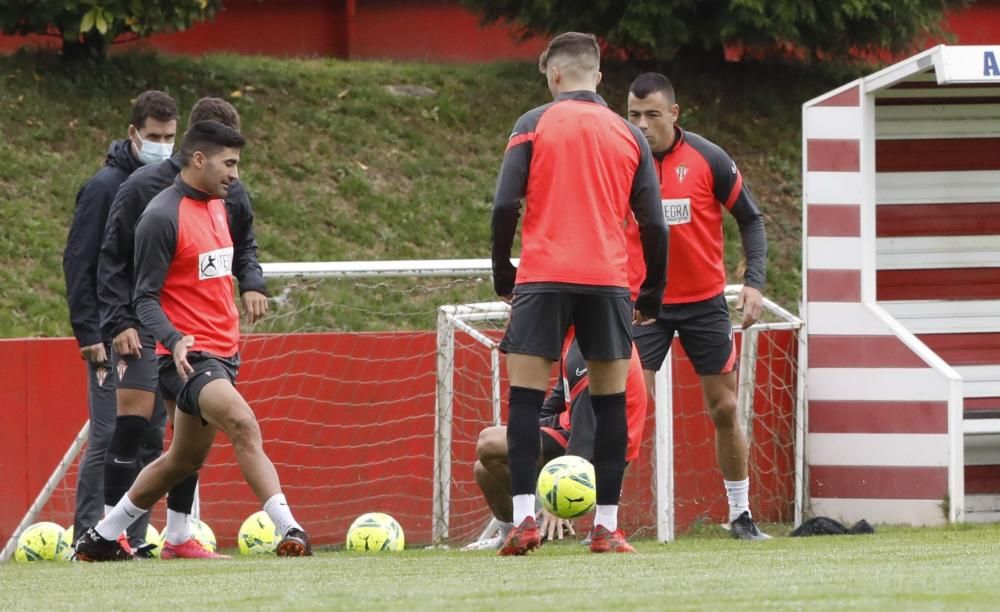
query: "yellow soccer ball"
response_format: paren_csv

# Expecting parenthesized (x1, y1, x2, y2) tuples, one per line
(14, 522, 65, 562)
(238, 511, 278, 555)
(192, 518, 217, 552)
(345, 513, 404, 552)
(536, 455, 597, 519)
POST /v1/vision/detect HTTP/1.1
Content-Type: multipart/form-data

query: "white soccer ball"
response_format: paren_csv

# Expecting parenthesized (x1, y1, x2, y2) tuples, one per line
(191, 518, 217, 552)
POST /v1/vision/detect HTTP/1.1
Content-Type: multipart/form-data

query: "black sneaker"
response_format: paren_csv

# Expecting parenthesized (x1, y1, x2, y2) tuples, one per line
(276, 528, 313, 557)
(74, 527, 135, 562)
(729, 511, 771, 541)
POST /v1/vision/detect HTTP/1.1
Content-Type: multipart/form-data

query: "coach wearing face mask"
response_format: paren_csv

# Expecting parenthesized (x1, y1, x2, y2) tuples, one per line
(62, 90, 179, 544)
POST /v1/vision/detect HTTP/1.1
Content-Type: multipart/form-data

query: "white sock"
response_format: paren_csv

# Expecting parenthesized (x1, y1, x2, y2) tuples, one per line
(594, 504, 618, 532)
(104, 504, 114, 517)
(95, 494, 147, 540)
(512, 494, 534, 525)
(724, 478, 751, 523)
(263, 493, 302, 537)
(164, 509, 192, 545)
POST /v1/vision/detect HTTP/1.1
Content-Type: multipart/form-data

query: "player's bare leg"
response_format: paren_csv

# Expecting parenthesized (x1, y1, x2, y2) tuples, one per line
(197, 378, 312, 556)
(701, 371, 768, 540)
(498, 353, 551, 555)
(474, 426, 514, 522)
(583, 358, 635, 552)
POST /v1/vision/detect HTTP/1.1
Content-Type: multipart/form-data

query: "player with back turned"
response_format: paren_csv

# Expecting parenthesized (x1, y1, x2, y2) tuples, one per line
(491, 32, 668, 555)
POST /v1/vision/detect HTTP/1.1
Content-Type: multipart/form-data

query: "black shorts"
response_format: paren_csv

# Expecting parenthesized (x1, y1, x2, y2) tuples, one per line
(500, 286, 633, 361)
(632, 293, 738, 376)
(157, 352, 239, 422)
(112, 329, 159, 392)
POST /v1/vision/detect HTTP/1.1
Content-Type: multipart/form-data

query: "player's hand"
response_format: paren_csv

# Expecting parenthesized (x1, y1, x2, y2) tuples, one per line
(241, 291, 269, 325)
(539, 508, 575, 541)
(80, 342, 107, 364)
(113, 328, 142, 358)
(735, 286, 764, 329)
(172, 335, 196, 382)
(632, 309, 656, 326)
(499, 295, 512, 305)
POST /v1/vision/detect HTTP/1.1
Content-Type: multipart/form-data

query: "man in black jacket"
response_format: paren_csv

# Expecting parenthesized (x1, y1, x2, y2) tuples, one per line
(96, 97, 266, 559)
(62, 90, 179, 546)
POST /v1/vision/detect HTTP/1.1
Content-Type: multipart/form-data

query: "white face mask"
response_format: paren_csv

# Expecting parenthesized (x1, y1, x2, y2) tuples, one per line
(137, 139, 173, 165)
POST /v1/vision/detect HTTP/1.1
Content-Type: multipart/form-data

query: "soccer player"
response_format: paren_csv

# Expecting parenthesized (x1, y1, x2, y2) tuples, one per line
(97, 97, 264, 559)
(75, 121, 310, 561)
(626, 72, 770, 540)
(62, 90, 178, 548)
(466, 330, 647, 550)
(491, 32, 668, 555)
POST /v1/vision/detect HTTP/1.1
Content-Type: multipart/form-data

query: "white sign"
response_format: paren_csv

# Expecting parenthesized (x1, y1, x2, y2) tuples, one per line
(934, 45, 1000, 84)
(198, 246, 233, 280)
(661, 198, 691, 226)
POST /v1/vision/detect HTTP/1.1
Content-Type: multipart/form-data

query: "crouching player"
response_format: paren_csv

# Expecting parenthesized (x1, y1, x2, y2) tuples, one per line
(466, 327, 647, 553)
(75, 121, 311, 560)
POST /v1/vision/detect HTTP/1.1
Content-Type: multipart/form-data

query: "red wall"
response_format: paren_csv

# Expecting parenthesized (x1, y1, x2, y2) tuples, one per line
(0, 329, 797, 549)
(1, 0, 994, 62)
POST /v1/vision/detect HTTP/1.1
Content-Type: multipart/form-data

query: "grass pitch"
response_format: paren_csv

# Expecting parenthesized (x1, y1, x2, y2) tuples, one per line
(3, 523, 1000, 610)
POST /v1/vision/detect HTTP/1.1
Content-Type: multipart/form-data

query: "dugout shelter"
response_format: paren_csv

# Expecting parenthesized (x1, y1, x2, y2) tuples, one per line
(802, 45, 1000, 525)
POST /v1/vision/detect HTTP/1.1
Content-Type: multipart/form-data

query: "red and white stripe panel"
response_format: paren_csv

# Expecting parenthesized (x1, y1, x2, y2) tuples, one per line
(804, 81, 954, 525)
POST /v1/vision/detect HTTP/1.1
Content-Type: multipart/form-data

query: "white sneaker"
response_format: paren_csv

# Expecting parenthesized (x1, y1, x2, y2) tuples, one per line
(461, 535, 504, 551)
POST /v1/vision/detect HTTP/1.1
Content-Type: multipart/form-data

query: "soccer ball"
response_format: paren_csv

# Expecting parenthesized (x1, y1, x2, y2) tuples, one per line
(537, 455, 597, 519)
(345, 513, 405, 552)
(144, 524, 163, 559)
(192, 518, 217, 552)
(238, 511, 278, 555)
(14, 522, 66, 562)
(58, 525, 74, 561)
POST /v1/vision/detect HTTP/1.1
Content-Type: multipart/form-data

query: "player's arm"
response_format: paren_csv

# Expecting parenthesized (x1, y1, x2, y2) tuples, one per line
(626, 123, 669, 320)
(708, 147, 768, 327)
(225, 182, 268, 324)
(491, 109, 543, 298)
(132, 203, 184, 354)
(98, 179, 144, 355)
(63, 178, 114, 362)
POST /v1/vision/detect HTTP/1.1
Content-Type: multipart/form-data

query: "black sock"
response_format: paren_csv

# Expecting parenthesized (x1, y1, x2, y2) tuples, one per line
(592, 392, 627, 506)
(167, 471, 199, 513)
(104, 415, 149, 506)
(506, 386, 545, 496)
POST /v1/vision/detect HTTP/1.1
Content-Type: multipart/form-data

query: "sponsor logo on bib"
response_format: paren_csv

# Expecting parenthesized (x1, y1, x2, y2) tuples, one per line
(198, 247, 234, 280)
(661, 198, 691, 225)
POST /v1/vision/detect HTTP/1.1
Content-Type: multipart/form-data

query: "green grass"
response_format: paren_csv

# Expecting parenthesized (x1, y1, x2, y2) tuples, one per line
(0, 50, 858, 337)
(4, 524, 1000, 609)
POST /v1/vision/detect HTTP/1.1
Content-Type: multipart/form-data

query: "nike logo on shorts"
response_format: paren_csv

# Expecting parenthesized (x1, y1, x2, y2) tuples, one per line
(575, 368, 587, 376)
(113, 458, 134, 465)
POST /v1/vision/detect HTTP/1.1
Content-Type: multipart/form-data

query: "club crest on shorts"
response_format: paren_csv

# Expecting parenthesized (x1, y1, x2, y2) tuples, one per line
(117, 360, 128, 382)
(96, 367, 108, 387)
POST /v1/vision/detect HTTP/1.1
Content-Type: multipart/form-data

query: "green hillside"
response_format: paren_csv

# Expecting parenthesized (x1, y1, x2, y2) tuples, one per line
(0, 51, 853, 338)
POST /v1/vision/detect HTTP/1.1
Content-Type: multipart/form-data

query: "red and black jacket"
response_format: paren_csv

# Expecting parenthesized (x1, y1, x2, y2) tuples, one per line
(491, 90, 668, 317)
(133, 175, 240, 358)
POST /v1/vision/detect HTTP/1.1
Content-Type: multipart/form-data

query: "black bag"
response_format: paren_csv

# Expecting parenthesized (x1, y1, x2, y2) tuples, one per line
(789, 517, 875, 537)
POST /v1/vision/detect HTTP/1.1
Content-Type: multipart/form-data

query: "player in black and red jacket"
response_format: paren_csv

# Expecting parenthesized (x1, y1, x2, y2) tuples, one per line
(75, 121, 311, 561)
(626, 72, 770, 540)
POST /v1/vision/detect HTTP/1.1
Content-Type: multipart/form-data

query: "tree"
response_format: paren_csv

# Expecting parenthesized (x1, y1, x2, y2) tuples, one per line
(0, 0, 223, 60)
(462, 0, 970, 64)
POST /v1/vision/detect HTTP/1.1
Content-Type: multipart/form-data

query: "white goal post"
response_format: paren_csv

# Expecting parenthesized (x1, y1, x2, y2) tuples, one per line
(434, 282, 804, 544)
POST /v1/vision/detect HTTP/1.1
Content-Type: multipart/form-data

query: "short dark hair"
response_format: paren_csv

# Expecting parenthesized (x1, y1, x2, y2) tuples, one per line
(180, 120, 246, 166)
(538, 32, 600, 74)
(130, 90, 178, 130)
(188, 97, 241, 132)
(629, 73, 676, 102)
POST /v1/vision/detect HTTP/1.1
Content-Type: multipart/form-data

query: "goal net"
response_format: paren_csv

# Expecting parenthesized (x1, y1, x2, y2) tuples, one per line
(3, 261, 803, 559)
